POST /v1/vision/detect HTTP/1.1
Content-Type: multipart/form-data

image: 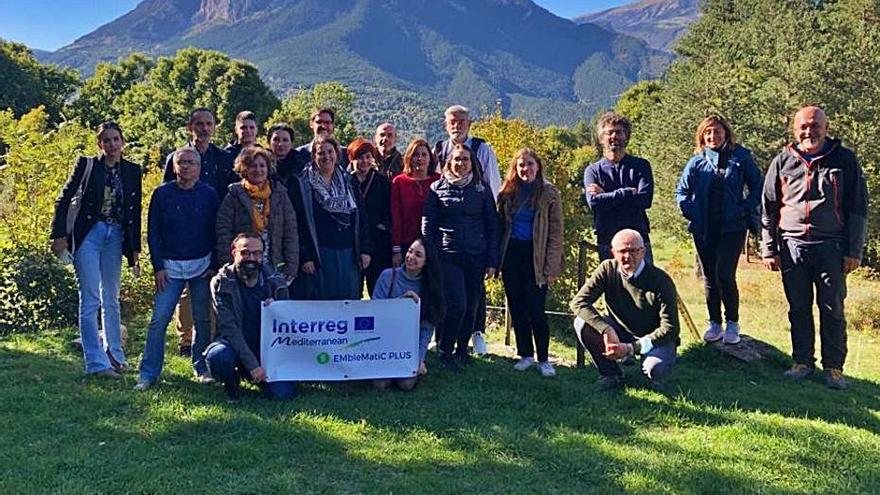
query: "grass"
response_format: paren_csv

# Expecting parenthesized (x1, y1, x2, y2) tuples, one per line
(2, 241, 880, 494)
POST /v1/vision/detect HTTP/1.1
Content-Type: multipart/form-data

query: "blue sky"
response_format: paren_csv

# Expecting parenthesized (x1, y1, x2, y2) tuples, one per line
(0, 0, 630, 51)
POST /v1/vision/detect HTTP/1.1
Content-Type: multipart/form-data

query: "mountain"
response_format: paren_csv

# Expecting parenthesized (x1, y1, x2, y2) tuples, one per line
(575, 0, 700, 52)
(44, 0, 671, 129)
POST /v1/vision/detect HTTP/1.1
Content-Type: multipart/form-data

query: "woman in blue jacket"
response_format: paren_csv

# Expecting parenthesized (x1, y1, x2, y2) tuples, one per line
(422, 143, 499, 373)
(675, 115, 763, 345)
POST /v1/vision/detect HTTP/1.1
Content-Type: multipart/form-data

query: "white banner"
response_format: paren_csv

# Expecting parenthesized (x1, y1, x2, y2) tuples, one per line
(260, 299, 420, 381)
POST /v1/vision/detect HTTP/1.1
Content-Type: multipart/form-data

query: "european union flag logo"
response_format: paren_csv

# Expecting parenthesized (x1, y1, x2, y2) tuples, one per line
(354, 316, 375, 332)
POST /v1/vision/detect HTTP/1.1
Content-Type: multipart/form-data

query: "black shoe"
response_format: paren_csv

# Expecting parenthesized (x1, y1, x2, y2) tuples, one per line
(224, 381, 242, 403)
(596, 374, 624, 391)
(454, 351, 472, 366)
(178, 346, 192, 358)
(440, 354, 463, 374)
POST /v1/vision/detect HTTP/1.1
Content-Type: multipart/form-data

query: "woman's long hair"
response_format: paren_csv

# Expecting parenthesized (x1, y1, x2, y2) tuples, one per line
(402, 139, 438, 176)
(411, 237, 446, 327)
(497, 148, 545, 210)
(442, 143, 483, 185)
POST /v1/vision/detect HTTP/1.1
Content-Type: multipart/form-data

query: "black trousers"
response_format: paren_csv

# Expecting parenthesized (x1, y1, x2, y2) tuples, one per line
(694, 229, 745, 323)
(502, 240, 550, 361)
(439, 253, 485, 355)
(780, 239, 848, 370)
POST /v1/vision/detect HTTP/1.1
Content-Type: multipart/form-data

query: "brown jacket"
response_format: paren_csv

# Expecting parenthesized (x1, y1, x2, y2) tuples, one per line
(216, 180, 299, 277)
(498, 180, 564, 286)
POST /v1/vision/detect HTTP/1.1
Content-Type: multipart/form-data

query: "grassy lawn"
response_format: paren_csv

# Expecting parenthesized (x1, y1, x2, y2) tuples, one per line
(2, 242, 880, 494)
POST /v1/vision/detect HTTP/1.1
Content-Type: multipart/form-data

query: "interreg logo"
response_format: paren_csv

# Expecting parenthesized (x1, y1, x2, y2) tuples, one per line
(354, 316, 375, 332)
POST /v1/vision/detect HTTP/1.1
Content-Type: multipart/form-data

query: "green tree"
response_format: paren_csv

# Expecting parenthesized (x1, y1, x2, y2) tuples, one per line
(68, 53, 154, 128)
(269, 82, 357, 147)
(0, 40, 79, 120)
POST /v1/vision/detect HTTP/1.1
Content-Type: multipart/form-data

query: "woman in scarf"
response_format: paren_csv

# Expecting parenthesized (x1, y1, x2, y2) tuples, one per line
(293, 136, 372, 300)
(50, 121, 142, 378)
(216, 147, 299, 283)
(422, 143, 499, 373)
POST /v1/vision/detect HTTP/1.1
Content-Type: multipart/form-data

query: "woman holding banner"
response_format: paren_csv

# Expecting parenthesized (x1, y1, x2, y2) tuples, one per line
(497, 148, 564, 378)
(50, 121, 142, 378)
(371, 238, 446, 388)
(422, 143, 499, 373)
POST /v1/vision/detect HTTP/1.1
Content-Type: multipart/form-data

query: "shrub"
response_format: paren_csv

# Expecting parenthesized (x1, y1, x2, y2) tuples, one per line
(0, 245, 78, 334)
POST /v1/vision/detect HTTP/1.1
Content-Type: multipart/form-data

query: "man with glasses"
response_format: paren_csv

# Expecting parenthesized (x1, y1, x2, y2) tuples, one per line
(570, 229, 680, 391)
(136, 147, 219, 390)
(583, 112, 654, 262)
(205, 232, 297, 402)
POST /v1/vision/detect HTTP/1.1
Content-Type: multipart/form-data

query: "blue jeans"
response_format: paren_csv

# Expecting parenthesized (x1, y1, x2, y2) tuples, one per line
(205, 340, 298, 400)
(418, 323, 435, 361)
(576, 315, 677, 380)
(139, 275, 212, 382)
(73, 222, 124, 374)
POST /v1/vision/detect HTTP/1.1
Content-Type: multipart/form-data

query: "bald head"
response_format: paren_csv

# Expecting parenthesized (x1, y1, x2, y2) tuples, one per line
(611, 229, 645, 276)
(374, 123, 397, 157)
(793, 106, 829, 155)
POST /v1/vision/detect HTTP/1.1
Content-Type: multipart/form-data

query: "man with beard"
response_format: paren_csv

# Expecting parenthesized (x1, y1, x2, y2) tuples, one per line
(584, 112, 655, 262)
(374, 122, 403, 179)
(205, 233, 297, 402)
(161, 108, 234, 357)
(295, 107, 348, 168)
(762, 106, 868, 390)
(434, 105, 502, 197)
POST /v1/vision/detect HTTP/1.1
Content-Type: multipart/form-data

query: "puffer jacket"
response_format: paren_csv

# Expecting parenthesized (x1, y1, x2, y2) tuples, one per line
(211, 263, 288, 372)
(761, 138, 868, 260)
(675, 144, 763, 244)
(498, 181, 565, 286)
(422, 176, 500, 268)
(216, 180, 299, 277)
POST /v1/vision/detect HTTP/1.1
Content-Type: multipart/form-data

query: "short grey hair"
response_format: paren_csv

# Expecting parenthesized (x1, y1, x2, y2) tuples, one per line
(444, 105, 470, 118)
(173, 146, 201, 166)
(611, 229, 644, 249)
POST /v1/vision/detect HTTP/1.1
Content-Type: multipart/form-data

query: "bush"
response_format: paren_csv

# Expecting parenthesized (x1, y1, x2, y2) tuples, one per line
(0, 245, 78, 335)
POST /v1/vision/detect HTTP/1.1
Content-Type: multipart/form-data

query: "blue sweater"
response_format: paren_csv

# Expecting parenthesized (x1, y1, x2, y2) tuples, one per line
(148, 181, 219, 271)
(583, 154, 654, 245)
(372, 267, 422, 299)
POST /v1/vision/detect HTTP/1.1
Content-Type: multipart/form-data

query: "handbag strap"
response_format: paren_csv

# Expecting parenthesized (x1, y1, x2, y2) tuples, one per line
(387, 268, 398, 298)
(79, 157, 95, 196)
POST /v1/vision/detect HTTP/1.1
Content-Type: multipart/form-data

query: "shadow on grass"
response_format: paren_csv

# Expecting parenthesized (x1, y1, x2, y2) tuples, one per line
(2, 331, 879, 494)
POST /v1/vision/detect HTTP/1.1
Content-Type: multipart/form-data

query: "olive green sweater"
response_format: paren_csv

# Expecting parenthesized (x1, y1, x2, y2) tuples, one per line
(570, 260, 680, 347)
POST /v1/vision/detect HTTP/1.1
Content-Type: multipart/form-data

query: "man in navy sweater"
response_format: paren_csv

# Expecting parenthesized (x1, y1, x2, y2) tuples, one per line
(136, 147, 220, 391)
(584, 112, 655, 262)
(162, 108, 233, 357)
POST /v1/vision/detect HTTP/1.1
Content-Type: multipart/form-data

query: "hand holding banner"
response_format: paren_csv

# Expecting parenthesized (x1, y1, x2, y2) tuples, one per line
(260, 299, 420, 381)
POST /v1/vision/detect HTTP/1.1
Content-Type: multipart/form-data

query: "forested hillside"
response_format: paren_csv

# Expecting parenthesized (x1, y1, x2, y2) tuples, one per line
(39, 0, 669, 130)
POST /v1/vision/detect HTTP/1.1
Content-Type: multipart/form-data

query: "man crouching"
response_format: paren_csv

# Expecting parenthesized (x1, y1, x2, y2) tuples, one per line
(205, 232, 297, 402)
(570, 229, 680, 390)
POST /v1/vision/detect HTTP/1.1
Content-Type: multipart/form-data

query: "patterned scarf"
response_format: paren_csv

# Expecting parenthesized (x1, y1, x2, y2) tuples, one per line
(307, 164, 357, 219)
(241, 179, 272, 233)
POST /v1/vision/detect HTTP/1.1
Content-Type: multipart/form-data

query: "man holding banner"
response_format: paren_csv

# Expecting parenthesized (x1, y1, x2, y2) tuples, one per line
(205, 233, 296, 402)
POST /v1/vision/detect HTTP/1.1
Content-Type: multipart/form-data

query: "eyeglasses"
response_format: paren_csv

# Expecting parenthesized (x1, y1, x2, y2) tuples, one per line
(614, 247, 644, 255)
(236, 249, 262, 259)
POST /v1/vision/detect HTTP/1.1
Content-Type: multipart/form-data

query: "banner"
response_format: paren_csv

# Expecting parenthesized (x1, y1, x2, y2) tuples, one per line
(260, 298, 420, 381)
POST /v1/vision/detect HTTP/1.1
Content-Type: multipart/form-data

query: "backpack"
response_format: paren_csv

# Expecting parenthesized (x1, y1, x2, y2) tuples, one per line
(433, 137, 484, 175)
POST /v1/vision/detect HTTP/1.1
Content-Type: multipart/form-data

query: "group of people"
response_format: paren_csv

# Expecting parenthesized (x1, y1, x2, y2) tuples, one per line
(50, 104, 565, 400)
(576, 106, 867, 391)
(49, 101, 867, 402)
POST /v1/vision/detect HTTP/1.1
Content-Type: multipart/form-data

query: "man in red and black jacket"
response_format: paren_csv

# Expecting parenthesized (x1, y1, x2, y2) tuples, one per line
(761, 106, 868, 390)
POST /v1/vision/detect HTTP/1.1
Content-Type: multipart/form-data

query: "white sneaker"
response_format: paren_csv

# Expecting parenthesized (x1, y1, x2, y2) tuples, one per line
(723, 321, 741, 345)
(472, 331, 487, 356)
(134, 380, 153, 391)
(513, 357, 534, 371)
(702, 321, 723, 343)
(538, 361, 556, 378)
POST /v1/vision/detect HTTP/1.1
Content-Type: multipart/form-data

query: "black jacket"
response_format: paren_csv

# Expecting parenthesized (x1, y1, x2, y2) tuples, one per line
(51, 155, 142, 266)
(422, 176, 499, 268)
